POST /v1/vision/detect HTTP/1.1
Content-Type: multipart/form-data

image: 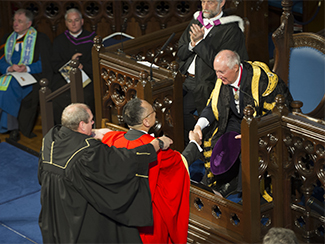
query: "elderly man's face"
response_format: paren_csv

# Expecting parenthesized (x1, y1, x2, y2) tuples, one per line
(214, 59, 239, 85)
(65, 12, 84, 35)
(84, 108, 94, 136)
(13, 13, 31, 35)
(201, 0, 225, 18)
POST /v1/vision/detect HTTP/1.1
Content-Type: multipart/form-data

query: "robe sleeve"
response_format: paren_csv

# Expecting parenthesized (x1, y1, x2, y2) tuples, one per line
(153, 149, 190, 243)
(69, 143, 157, 227)
(0, 33, 11, 74)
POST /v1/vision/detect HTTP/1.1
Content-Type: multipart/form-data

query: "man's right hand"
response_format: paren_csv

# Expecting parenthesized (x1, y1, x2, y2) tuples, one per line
(8, 64, 27, 72)
(72, 53, 82, 60)
(158, 135, 173, 150)
(189, 23, 205, 46)
(189, 130, 202, 145)
(193, 125, 203, 140)
(71, 53, 83, 69)
(150, 136, 173, 152)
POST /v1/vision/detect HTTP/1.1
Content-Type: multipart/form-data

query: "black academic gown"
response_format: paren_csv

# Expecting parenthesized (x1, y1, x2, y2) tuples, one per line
(177, 15, 248, 114)
(38, 126, 156, 243)
(51, 30, 96, 123)
(0, 31, 53, 137)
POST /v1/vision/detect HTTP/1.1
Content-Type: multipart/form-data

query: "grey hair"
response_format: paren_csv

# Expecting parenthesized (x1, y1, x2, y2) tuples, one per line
(216, 49, 241, 69)
(122, 98, 146, 126)
(15, 9, 34, 23)
(263, 227, 298, 244)
(65, 8, 82, 20)
(61, 103, 90, 131)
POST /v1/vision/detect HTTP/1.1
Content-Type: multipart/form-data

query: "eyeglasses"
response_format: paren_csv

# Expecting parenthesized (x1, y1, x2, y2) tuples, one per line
(143, 106, 156, 119)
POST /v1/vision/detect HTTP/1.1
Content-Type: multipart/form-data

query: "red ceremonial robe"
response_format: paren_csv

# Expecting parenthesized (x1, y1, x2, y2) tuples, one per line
(102, 131, 190, 244)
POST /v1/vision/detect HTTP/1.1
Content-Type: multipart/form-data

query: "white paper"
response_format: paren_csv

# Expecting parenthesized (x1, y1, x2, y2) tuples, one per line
(137, 61, 159, 69)
(10, 72, 37, 86)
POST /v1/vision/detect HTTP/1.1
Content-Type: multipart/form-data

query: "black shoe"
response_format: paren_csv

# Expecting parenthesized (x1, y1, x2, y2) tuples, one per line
(216, 176, 238, 198)
(27, 132, 36, 138)
(9, 129, 20, 141)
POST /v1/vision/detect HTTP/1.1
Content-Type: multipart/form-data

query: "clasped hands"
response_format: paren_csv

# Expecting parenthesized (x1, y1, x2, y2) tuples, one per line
(189, 24, 205, 47)
(8, 64, 27, 73)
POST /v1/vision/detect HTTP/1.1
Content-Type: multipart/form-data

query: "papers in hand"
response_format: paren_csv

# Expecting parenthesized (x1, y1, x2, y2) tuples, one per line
(9, 72, 37, 86)
(59, 60, 91, 88)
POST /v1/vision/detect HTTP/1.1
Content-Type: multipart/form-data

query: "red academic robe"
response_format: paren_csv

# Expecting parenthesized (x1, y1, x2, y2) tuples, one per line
(102, 131, 190, 244)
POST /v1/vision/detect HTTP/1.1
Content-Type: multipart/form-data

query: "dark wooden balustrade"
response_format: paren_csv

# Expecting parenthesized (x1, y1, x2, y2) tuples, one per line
(92, 36, 184, 151)
(187, 95, 325, 243)
(39, 60, 84, 136)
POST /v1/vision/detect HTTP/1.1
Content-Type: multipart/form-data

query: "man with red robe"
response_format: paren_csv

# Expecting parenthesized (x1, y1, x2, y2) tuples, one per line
(102, 98, 202, 244)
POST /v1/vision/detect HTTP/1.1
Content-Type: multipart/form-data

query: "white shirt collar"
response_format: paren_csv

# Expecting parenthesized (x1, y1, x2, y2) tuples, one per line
(203, 11, 223, 25)
(69, 29, 83, 38)
(232, 64, 243, 88)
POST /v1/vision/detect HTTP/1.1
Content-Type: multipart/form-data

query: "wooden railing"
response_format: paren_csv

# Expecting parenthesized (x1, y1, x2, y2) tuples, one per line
(39, 60, 84, 136)
(92, 35, 184, 151)
(188, 96, 325, 243)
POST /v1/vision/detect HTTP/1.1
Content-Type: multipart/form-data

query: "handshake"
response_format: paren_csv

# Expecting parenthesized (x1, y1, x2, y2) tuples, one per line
(188, 130, 202, 146)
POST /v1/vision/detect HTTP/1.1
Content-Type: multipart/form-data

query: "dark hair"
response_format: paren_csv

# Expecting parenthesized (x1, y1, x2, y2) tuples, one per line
(15, 9, 34, 23)
(61, 103, 90, 131)
(122, 98, 145, 126)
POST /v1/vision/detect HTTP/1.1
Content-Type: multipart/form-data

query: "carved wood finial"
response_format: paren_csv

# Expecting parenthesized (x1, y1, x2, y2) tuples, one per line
(272, 94, 289, 116)
(70, 59, 80, 68)
(170, 61, 179, 72)
(243, 105, 254, 121)
(93, 35, 103, 52)
(139, 70, 149, 86)
(291, 100, 303, 113)
(170, 61, 179, 77)
(39, 78, 50, 93)
(40, 78, 49, 88)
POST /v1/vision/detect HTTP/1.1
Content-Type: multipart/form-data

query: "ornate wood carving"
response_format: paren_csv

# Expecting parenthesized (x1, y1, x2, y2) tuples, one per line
(92, 35, 184, 150)
(0, 1, 202, 43)
(188, 95, 325, 243)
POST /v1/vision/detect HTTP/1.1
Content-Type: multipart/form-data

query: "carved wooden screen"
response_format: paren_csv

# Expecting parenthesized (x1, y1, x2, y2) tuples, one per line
(92, 41, 184, 151)
(0, 0, 200, 43)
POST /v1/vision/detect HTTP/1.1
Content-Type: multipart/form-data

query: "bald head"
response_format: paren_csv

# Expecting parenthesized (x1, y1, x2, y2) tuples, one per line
(213, 50, 241, 85)
(62, 103, 93, 135)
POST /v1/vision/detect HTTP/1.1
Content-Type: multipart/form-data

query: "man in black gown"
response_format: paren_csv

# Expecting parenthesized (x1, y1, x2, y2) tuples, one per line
(177, 0, 248, 144)
(51, 8, 96, 124)
(38, 103, 173, 243)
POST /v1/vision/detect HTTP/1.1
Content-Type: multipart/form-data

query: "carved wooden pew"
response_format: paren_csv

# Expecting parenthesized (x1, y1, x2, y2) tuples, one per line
(187, 96, 325, 243)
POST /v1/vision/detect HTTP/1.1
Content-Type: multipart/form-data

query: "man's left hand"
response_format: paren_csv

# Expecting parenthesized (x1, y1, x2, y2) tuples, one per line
(92, 128, 112, 140)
